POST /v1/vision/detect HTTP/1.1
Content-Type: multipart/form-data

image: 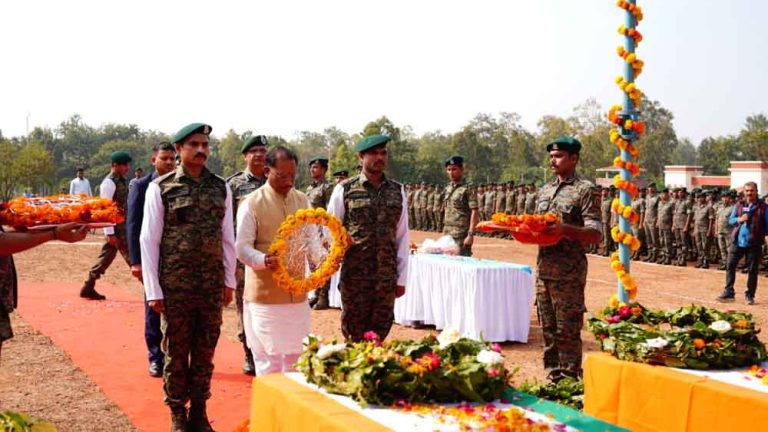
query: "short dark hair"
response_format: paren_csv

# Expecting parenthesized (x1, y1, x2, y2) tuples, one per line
(153, 141, 175, 153)
(76, 168, 84, 172)
(266, 146, 299, 167)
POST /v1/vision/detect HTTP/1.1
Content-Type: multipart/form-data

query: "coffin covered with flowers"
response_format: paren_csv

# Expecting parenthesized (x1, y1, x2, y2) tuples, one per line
(588, 303, 767, 369)
(297, 329, 510, 406)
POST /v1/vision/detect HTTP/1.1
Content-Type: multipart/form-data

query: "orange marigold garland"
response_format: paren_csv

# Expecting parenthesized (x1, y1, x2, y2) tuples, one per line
(0, 194, 124, 228)
(476, 213, 561, 245)
(267, 208, 350, 297)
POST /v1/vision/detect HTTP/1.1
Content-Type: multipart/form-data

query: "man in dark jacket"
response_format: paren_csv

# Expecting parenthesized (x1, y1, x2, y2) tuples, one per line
(126, 142, 176, 377)
(717, 182, 768, 305)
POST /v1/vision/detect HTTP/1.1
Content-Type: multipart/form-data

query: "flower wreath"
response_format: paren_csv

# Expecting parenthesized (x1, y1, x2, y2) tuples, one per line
(0, 194, 124, 228)
(267, 208, 351, 296)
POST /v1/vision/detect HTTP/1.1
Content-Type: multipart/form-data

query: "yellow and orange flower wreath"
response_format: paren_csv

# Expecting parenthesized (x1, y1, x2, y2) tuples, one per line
(267, 208, 351, 296)
(0, 194, 124, 228)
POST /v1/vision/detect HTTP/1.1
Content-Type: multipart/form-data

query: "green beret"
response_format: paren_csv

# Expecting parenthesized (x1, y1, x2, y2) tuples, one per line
(354, 134, 391, 153)
(333, 170, 349, 177)
(445, 155, 464, 167)
(546, 136, 582, 154)
(173, 123, 212, 144)
(308, 157, 329, 167)
(110, 151, 132, 164)
(241, 135, 268, 153)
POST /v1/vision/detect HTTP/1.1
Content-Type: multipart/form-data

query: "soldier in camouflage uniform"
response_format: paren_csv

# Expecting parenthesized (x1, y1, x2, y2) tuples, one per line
(417, 182, 429, 231)
(657, 188, 675, 265)
(535, 137, 602, 381)
(686, 191, 698, 261)
(306, 156, 335, 310)
(692, 191, 715, 269)
(226, 135, 268, 375)
(80, 151, 133, 300)
(406, 184, 416, 229)
(707, 190, 722, 266)
(505, 181, 517, 215)
(328, 134, 409, 342)
(434, 185, 445, 232)
(484, 183, 496, 221)
(442, 156, 479, 256)
(630, 188, 646, 260)
(476, 185, 486, 221)
(715, 191, 736, 270)
(495, 184, 507, 215)
(600, 188, 614, 256)
(423, 185, 434, 231)
(525, 183, 538, 214)
(412, 182, 424, 230)
(673, 188, 693, 266)
(516, 184, 528, 215)
(140, 123, 236, 432)
(643, 183, 660, 263)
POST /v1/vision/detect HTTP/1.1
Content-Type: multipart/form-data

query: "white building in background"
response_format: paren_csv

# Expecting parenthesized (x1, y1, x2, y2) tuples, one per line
(664, 161, 768, 192)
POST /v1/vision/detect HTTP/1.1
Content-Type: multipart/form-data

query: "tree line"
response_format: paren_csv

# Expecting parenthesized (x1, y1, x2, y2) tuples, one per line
(1, 96, 766, 201)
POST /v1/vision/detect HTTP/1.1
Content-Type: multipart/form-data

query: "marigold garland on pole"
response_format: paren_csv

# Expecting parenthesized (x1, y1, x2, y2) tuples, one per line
(609, 0, 646, 305)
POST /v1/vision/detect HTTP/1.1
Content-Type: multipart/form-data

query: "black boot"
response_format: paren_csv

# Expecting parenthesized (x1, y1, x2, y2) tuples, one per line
(169, 406, 188, 432)
(79, 278, 106, 300)
(242, 345, 255, 376)
(188, 401, 214, 432)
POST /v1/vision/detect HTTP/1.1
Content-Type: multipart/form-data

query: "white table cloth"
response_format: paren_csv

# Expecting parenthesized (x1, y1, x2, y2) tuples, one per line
(393, 254, 534, 343)
(329, 254, 534, 342)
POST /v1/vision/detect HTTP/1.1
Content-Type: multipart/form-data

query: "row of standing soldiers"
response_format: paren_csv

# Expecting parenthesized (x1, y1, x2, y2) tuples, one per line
(595, 185, 768, 273)
(406, 181, 539, 232)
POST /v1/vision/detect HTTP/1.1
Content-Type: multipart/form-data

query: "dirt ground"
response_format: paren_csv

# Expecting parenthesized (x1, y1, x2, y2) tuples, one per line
(1, 231, 766, 431)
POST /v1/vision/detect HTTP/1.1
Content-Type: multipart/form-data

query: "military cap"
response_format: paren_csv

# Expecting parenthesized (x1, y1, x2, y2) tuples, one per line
(110, 151, 132, 164)
(354, 134, 391, 153)
(445, 155, 464, 167)
(173, 122, 212, 144)
(661, 187, 669, 193)
(332, 170, 348, 177)
(308, 156, 329, 167)
(241, 135, 268, 153)
(692, 188, 702, 195)
(546, 136, 582, 153)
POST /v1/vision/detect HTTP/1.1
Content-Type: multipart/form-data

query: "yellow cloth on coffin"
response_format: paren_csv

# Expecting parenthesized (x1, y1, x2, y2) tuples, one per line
(583, 352, 768, 432)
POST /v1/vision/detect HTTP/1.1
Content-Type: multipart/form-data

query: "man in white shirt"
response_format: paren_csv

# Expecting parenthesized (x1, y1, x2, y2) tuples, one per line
(236, 146, 314, 376)
(327, 134, 409, 342)
(80, 152, 132, 300)
(140, 123, 235, 432)
(69, 168, 92, 196)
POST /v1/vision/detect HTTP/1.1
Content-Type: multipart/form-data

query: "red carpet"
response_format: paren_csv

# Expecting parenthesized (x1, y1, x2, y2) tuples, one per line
(16, 282, 252, 432)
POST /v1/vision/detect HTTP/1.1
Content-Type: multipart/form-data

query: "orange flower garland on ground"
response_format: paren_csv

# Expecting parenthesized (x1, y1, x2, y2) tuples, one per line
(267, 208, 350, 297)
(0, 194, 124, 228)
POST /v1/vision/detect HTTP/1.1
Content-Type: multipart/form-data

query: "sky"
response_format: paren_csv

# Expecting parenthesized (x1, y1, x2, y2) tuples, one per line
(1, 0, 766, 144)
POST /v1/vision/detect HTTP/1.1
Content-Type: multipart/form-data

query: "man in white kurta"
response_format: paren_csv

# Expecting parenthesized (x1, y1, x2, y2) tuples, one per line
(69, 168, 93, 196)
(236, 146, 313, 376)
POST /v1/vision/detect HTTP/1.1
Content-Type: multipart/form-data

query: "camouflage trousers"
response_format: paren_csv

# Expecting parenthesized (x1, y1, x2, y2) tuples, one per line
(339, 277, 396, 342)
(161, 291, 223, 408)
(536, 277, 586, 376)
(694, 231, 710, 265)
(408, 208, 416, 229)
(644, 223, 658, 257)
(87, 237, 130, 281)
(658, 228, 674, 261)
(673, 229, 688, 264)
(717, 233, 731, 265)
(602, 222, 614, 254)
(235, 263, 246, 346)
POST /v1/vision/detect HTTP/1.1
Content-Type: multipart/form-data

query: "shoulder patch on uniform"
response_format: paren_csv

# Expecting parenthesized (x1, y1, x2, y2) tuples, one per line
(226, 171, 243, 182)
(154, 171, 176, 185)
